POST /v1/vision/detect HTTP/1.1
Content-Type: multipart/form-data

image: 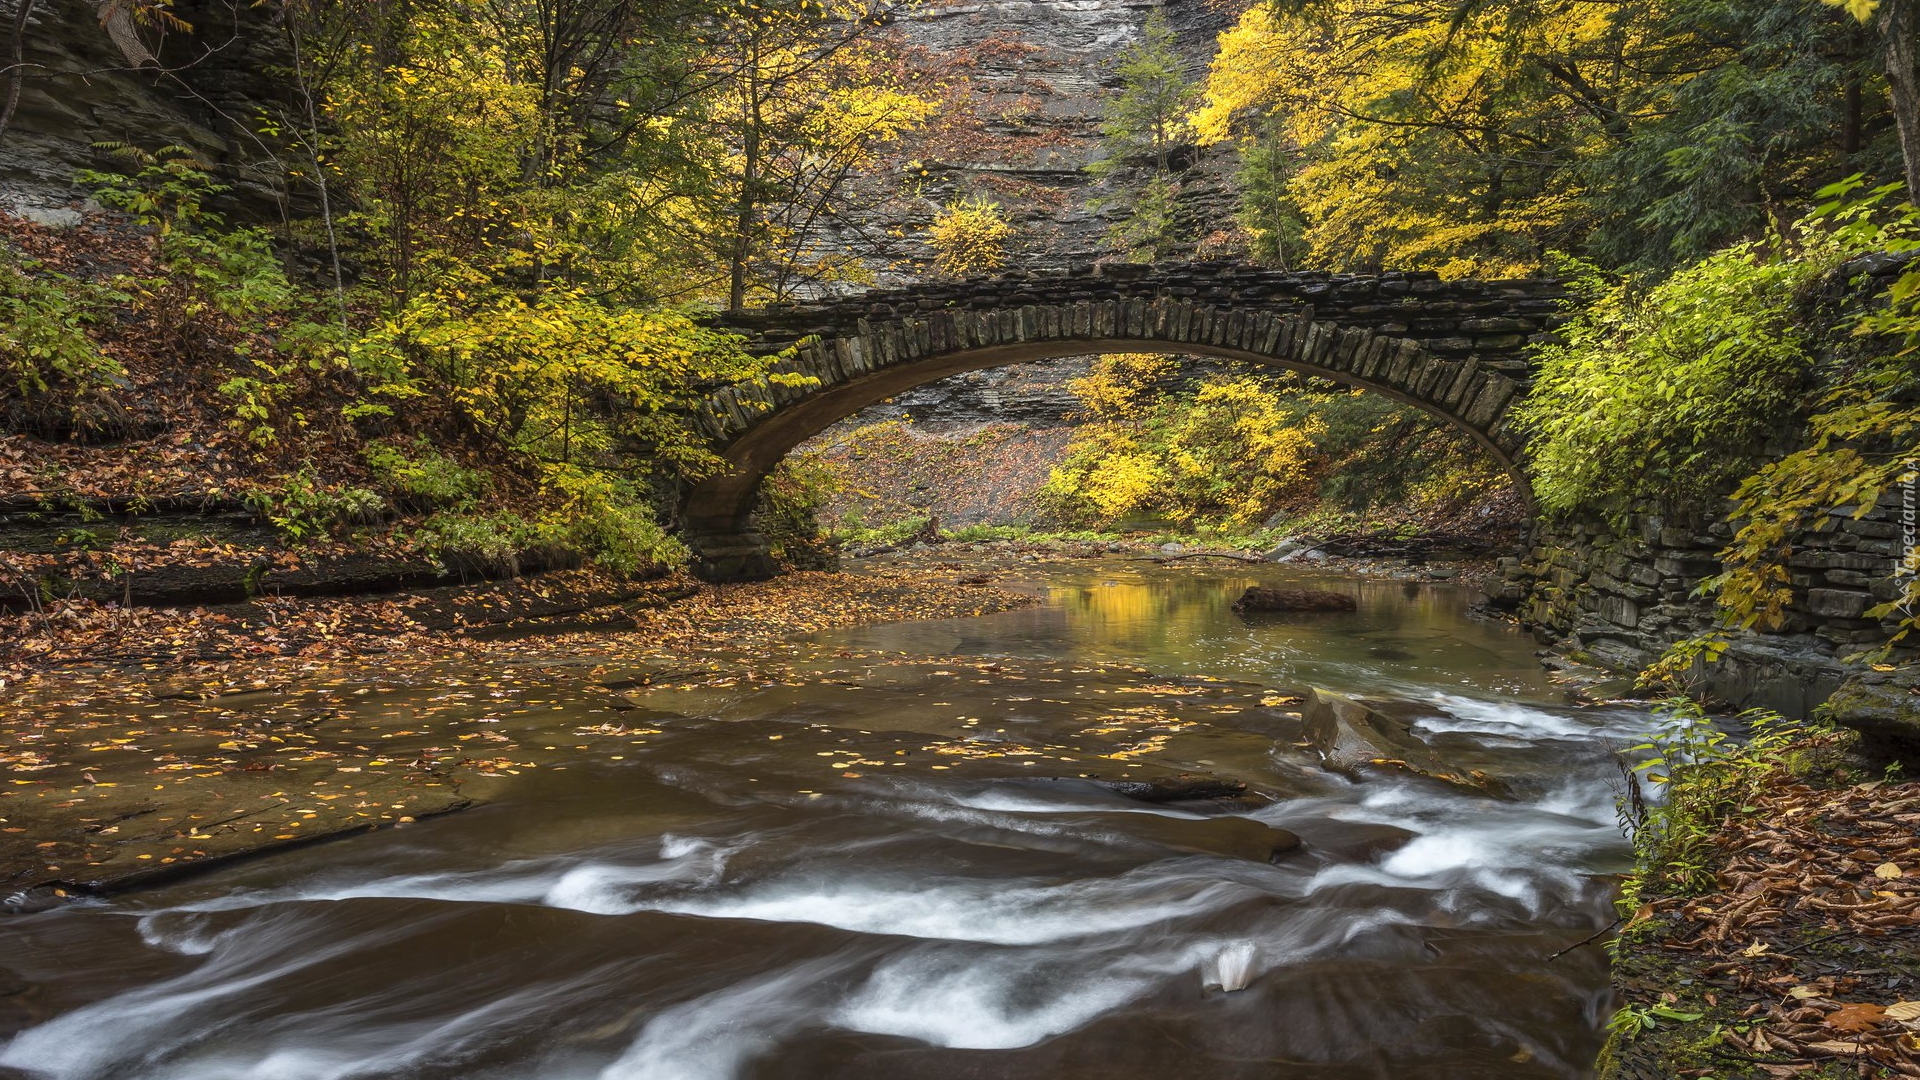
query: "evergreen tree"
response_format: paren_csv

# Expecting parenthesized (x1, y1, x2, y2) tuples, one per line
(1088, 8, 1194, 262)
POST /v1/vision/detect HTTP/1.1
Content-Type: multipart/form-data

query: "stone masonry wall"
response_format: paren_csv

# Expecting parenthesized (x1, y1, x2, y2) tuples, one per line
(1494, 493, 1914, 720)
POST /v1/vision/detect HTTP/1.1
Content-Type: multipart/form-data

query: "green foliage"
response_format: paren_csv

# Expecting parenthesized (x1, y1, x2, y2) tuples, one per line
(1309, 390, 1513, 520)
(78, 144, 224, 235)
(833, 512, 934, 548)
(1515, 241, 1835, 518)
(0, 248, 123, 430)
(245, 468, 389, 544)
(81, 145, 341, 449)
(1234, 123, 1306, 268)
(759, 456, 838, 566)
(353, 289, 780, 481)
(417, 470, 686, 578)
(362, 440, 489, 512)
(1583, 0, 1901, 268)
(1089, 9, 1192, 261)
(943, 523, 1036, 543)
(416, 513, 525, 577)
(1104, 173, 1184, 264)
(1696, 179, 1920, 653)
(1094, 9, 1193, 175)
(548, 469, 686, 576)
(928, 196, 1015, 278)
(1617, 699, 1807, 909)
(1605, 1002, 1707, 1042)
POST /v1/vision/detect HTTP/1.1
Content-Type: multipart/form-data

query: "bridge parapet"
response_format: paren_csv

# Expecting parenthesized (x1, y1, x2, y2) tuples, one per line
(716, 262, 1569, 374)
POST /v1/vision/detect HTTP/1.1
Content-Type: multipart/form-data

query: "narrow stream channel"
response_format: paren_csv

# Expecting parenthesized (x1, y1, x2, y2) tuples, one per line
(0, 560, 1650, 1079)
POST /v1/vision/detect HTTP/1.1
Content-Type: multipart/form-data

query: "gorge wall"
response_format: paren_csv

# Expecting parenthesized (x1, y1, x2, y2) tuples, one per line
(0, 0, 290, 226)
(821, 0, 1239, 431)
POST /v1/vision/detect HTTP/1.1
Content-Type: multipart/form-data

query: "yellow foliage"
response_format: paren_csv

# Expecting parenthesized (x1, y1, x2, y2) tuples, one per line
(1193, 0, 1640, 274)
(1067, 353, 1178, 420)
(1044, 374, 1325, 529)
(928, 196, 1015, 277)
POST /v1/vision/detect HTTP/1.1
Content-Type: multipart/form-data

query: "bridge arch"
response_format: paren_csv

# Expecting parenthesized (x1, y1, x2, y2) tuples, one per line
(687, 265, 1565, 580)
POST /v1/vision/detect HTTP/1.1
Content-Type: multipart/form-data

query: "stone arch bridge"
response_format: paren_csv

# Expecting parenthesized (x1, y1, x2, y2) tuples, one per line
(688, 262, 1570, 580)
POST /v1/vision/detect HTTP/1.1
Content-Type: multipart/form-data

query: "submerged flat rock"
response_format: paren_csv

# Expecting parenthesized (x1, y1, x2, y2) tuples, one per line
(1300, 687, 1512, 798)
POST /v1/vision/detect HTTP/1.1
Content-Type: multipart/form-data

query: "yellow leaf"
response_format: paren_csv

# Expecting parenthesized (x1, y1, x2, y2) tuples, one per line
(1883, 1001, 1920, 1023)
(1876, 862, 1904, 880)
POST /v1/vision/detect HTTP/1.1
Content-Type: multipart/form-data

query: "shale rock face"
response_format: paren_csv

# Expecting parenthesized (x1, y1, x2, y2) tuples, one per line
(1, 1, 291, 223)
(822, 0, 1240, 429)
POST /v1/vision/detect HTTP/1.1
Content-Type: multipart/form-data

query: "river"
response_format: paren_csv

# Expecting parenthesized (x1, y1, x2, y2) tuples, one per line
(0, 558, 1648, 1079)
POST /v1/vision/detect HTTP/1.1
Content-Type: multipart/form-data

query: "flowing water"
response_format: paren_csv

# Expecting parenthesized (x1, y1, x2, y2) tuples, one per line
(0, 560, 1651, 1080)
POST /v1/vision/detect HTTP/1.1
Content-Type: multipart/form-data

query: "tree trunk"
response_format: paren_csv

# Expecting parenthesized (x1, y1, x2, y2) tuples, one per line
(729, 123, 758, 312)
(0, 0, 36, 151)
(1884, 0, 1920, 203)
(728, 41, 763, 313)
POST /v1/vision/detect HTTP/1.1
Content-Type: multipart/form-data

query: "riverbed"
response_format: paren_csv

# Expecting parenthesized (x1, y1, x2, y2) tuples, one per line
(0, 557, 1648, 1079)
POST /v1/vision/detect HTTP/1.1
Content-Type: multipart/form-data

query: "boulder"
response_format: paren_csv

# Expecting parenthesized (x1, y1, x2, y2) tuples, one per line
(1083, 773, 1248, 803)
(1298, 687, 1511, 797)
(1166, 816, 1303, 863)
(1232, 586, 1357, 613)
(1262, 539, 1305, 562)
(1824, 669, 1920, 759)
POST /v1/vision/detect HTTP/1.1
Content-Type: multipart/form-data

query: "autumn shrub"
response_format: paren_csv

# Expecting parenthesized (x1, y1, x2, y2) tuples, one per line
(1042, 374, 1322, 530)
(1310, 390, 1515, 519)
(1066, 352, 1177, 421)
(1689, 180, 1920, 656)
(352, 290, 783, 478)
(759, 456, 839, 568)
(416, 513, 525, 577)
(0, 249, 126, 439)
(81, 146, 338, 447)
(245, 467, 389, 543)
(417, 471, 684, 579)
(928, 196, 1015, 277)
(1515, 241, 1838, 519)
(363, 439, 490, 512)
(1617, 700, 1811, 910)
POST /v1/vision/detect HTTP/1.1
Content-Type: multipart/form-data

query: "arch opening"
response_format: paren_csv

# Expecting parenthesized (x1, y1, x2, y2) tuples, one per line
(684, 322, 1534, 581)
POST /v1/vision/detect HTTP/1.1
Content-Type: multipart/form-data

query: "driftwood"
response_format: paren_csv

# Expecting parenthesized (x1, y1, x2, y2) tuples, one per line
(1135, 551, 1265, 564)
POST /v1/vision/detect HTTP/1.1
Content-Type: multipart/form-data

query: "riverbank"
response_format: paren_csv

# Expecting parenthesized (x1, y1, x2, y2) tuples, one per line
(1599, 727, 1920, 1079)
(0, 560, 1038, 904)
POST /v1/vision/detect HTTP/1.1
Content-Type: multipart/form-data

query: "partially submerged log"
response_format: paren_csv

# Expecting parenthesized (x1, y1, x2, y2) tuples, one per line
(1232, 586, 1357, 613)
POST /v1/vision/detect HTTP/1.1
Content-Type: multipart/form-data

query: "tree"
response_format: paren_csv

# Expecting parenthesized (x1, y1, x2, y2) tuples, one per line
(686, 0, 931, 310)
(1192, 0, 1905, 274)
(1824, 0, 1920, 202)
(1089, 8, 1194, 262)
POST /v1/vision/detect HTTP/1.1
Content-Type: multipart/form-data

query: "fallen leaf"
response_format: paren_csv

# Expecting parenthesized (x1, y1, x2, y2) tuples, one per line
(1823, 1003, 1886, 1033)
(1875, 862, 1904, 879)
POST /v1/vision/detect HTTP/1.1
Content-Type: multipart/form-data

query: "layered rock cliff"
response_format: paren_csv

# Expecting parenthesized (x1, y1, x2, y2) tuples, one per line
(0, 0, 288, 225)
